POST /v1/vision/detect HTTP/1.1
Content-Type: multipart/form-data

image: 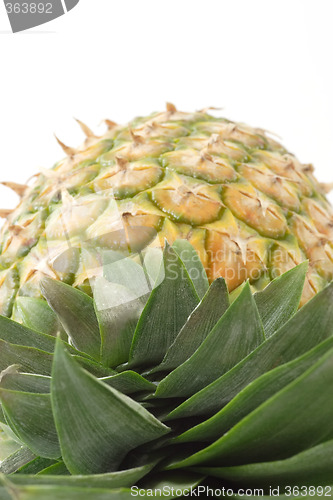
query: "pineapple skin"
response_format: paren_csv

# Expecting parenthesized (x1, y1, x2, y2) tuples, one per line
(1, 106, 333, 316)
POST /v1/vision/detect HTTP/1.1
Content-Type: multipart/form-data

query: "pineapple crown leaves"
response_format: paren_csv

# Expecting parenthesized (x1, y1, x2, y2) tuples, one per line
(0, 240, 333, 497)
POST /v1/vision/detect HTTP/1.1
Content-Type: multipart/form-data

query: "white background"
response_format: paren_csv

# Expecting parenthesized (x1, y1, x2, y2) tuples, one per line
(0, 0, 333, 219)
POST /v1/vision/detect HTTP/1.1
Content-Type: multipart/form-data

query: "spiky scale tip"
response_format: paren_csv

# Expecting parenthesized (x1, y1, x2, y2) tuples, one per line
(115, 156, 128, 169)
(198, 106, 223, 113)
(129, 128, 145, 145)
(54, 135, 77, 156)
(320, 182, 333, 193)
(74, 118, 96, 138)
(104, 119, 118, 129)
(166, 102, 177, 113)
(1, 182, 28, 198)
(0, 209, 13, 219)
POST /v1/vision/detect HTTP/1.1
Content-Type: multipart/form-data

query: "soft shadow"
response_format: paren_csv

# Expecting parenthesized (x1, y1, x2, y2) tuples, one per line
(0, 30, 56, 34)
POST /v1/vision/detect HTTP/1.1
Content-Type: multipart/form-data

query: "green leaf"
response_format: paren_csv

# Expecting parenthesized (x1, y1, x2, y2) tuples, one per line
(0, 479, 135, 500)
(0, 340, 53, 376)
(0, 318, 100, 377)
(156, 283, 264, 398)
(174, 337, 333, 441)
(0, 368, 140, 398)
(7, 463, 155, 489)
(0, 447, 37, 474)
(142, 247, 164, 286)
(139, 470, 205, 497)
(129, 244, 199, 368)
(103, 250, 154, 295)
(0, 315, 56, 353)
(0, 429, 22, 462)
(94, 278, 146, 368)
(169, 282, 333, 419)
(41, 277, 101, 361)
(0, 486, 11, 500)
(17, 457, 58, 475)
(171, 347, 333, 468)
(0, 389, 60, 459)
(72, 355, 116, 378)
(172, 239, 209, 299)
(37, 461, 69, 475)
(0, 370, 51, 394)
(15, 296, 63, 337)
(0, 422, 21, 445)
(151, 278, 229, 374)
(100, 371, 156, 395)
(51, 339, 169, 474)
(254, 262, 307, 337)
(0, 405, 5, 424)
(194, 439, 333, 488)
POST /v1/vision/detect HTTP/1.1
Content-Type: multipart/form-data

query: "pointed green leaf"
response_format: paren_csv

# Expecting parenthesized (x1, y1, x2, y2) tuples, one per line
(157, 283, 264, 398)
(0, 429, 22, 462)
(152, 278, 229, 374)
(129, 244, 199, 368)
(41, 277, 101, 360)
(100, 371, 156, 395)
(169, 282, 333, 419)
(103, 250, 154, 295)
(172, 239, 209, 299)
(0, 340, 53, 376)
(0, 318, 99, 377)
(0, 446, 37, 474)
(37, 461, 70, 475)
(51, 339, 169, 474)
(174, 337, 333, 441)
(0, 421, 22, 444)
(172, 347, 333, 468)
(16, 459, 57, 477)
(254, 262, 307, 337)
(17, 457, 58, 475)
(0, 479, 134, 500)
(0, 389, 60, 459)
(15, 296, 63, 337)
(0, 404, 5, 424)
(139, 470, 205, 496)
(8, 463, 155, 489)
(0, 371, 51, 394)
(194, 439, 333, 488)
(0, 487, 11, 500)
(0, 315, 56, 353)
(142, 247, 164, 286)
(72, 355, 116, 377)
(94, 278, 146, 367)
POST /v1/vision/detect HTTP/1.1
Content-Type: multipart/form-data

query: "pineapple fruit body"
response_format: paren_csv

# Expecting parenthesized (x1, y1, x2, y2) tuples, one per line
(1, 106, 333, 316)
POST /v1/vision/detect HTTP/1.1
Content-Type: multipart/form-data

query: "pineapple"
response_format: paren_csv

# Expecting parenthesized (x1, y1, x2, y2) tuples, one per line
(0, 242, 333, 499)
(1, 105, 333, 318)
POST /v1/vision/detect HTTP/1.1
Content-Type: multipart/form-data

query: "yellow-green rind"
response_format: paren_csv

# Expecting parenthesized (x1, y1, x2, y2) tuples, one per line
(1, 107, 332, 316)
